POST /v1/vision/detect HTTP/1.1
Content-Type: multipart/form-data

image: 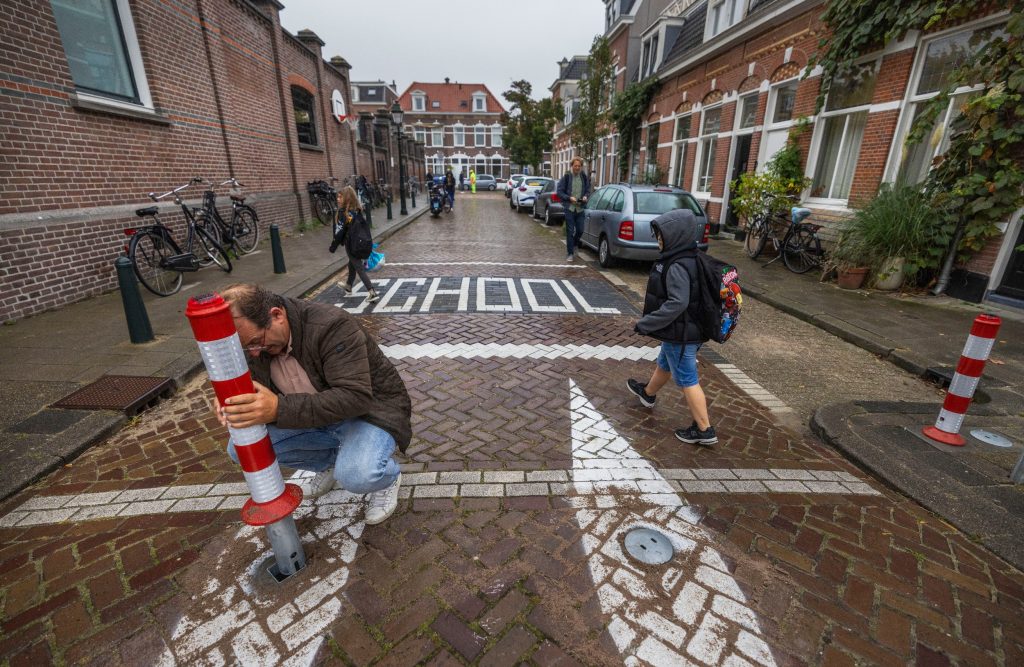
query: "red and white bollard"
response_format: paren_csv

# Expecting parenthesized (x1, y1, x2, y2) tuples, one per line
(186, 293, 307, 578)
(922, 313, 1002, 447)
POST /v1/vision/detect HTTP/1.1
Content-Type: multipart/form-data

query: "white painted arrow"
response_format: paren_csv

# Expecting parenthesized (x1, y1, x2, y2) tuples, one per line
(569, 379, 777, 667)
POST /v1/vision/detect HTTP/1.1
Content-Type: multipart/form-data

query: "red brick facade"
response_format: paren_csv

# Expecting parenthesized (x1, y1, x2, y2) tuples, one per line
(0, 0, 360, 321)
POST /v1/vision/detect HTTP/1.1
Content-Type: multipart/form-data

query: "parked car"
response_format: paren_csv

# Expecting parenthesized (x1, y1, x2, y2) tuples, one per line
(461, 173, 497, 191)
(577, 184, 709, 268)
(510, 176, 553, 213)
(531, 180, 564, 225)
(504, 174, 526, 198)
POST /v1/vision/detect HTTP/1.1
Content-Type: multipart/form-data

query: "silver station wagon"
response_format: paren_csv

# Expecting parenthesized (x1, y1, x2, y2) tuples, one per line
(578, 184, 709, 267)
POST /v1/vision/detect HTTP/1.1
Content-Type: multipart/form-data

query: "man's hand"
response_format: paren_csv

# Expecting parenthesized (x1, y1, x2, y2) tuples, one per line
(569, 196, 577, 204)
(221, 381, 279, 428)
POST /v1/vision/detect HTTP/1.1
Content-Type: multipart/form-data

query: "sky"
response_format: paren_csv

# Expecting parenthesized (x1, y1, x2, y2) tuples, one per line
(277, 0, 606, 107)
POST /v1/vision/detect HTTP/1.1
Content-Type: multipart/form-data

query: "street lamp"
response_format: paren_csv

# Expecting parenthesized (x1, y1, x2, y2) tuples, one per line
(390, 100, 408, 215)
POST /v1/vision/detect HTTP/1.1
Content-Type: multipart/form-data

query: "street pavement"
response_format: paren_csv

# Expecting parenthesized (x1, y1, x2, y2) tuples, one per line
(0, 193, 1022, 666)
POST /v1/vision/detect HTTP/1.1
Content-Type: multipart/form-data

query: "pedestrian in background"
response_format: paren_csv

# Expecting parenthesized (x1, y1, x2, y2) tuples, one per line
(443, 168, 456, 210)
(469, 169, 476, 194)
(459, 169, 465, 191)
(556, 157, 590, 262)
(331, 186, 380, 304)
(627, 209, 717, 446)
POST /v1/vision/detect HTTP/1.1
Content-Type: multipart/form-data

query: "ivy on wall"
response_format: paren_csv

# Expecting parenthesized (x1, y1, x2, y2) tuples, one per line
(610, 77, 661, 180)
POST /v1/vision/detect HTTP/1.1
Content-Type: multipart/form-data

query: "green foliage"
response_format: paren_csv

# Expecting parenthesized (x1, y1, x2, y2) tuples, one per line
(844, 183, 936, 277)
(730, 120, 811, 223)
(501, 80, 562, 175)
(610, 78, 661, 180)
(643, 164, 666, 185)
(812, 1, 1024, 273)
(570, 37, 616, 167)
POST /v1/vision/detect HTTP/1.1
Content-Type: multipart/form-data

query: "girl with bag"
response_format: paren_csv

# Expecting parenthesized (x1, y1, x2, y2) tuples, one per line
(331, 186, 380, 303)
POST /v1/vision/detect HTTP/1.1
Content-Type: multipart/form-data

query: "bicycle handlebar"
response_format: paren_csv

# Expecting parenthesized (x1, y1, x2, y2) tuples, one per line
(218, 177, 245, 188)
(148, 180, 198, 201)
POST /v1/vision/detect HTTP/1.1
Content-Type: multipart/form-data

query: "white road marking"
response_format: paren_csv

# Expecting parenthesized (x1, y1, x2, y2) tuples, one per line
(713, 364, 792, 414)
(384, 261, 587, 269)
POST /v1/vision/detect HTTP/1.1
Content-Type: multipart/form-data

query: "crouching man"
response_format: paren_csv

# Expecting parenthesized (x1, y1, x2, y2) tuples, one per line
(214, 283, 410, 525)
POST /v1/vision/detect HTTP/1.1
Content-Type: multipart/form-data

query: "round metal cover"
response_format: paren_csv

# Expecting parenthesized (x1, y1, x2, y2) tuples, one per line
(970, 429, 1014, 448)
(624, 528, 674, 565)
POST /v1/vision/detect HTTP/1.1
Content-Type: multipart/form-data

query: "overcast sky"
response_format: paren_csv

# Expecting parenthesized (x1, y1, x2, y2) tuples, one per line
(278, 0, 606, 107)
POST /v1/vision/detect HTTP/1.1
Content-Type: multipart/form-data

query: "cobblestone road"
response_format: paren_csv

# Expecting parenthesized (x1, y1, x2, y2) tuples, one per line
(1, 193, 1022, 666)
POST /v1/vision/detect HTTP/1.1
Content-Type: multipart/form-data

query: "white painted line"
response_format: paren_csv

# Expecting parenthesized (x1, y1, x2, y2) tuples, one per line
(384, 261, 587, 269)
(713, 363, 791, 414)
(381, 343, 660, 361)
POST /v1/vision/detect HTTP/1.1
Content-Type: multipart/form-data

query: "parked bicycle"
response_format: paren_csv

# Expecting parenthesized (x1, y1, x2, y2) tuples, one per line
(126, 178, 232, 296)
(196, 178, 260, 255)
(744, 193, 824, 274)
(307, 178, 338, 226)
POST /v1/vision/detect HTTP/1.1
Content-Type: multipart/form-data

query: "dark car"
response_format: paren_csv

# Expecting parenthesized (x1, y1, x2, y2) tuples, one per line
(578, 184, 709, 268)
(531, 179, 564, 225)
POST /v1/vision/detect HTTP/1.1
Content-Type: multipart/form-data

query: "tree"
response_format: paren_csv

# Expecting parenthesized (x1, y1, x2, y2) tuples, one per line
(501, 80, 561, 175)
(570, 37, 616, 169)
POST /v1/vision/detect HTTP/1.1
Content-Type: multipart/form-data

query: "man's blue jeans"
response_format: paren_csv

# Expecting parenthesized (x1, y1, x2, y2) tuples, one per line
(564, 208, 585, 256)
(227, 418, 399, 494)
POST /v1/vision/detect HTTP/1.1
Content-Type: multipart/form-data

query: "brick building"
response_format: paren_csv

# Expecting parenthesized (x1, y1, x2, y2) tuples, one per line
(1, 0, 362, 322)
(550, 56, 589, 181)
(559, 0, 1022, 306)
(396, 80, 509, 183)
(350, 80, 425, 196)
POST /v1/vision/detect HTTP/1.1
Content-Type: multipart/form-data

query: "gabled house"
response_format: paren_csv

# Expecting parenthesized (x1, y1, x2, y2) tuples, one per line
(550, 56, 589, 179)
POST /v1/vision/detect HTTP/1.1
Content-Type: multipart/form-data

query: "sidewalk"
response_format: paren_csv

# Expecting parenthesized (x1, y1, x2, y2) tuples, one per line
(0, 200, 428, 502)
(712, 237, 1024, 569)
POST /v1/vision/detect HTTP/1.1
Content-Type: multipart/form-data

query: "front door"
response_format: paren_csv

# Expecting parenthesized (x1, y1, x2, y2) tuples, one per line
(996, 222, 1024, 299)
(725, 134, 753, 227)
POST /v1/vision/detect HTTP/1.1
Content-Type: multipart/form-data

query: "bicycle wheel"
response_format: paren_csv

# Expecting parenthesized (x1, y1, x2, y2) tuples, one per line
(783, 225, 823, 274)
(194, 225, 233, 273)
(130, 231, 183, 296)
(744, 217, 769, 259)
(314, 196, 334, 225)
(232, 206, 260, 254)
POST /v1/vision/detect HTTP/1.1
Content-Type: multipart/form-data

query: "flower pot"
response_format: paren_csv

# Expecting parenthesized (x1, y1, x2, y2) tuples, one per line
(837, 266, 869, 290)
(872, 257, 905, 290)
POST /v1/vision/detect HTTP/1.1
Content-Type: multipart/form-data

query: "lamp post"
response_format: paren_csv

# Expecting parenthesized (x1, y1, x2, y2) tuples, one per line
(390, 101, 408, 215)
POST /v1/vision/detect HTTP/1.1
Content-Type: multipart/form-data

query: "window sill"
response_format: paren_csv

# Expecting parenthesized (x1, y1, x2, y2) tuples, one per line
(70, 92, 170, 125)
(803, 198, 853, 213)
(299, 143, 324, 152)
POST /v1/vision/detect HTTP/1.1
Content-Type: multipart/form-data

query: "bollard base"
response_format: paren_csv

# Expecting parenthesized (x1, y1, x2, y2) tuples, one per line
(922, 425, 966, 447)
(241, 483, 303, 526)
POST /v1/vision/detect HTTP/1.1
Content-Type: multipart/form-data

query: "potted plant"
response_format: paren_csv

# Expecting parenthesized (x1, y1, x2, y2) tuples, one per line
(825, 228, 872, 289)
(847, 184, 933, 290)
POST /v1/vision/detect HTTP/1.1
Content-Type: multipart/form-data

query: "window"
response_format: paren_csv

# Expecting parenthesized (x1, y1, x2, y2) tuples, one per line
(587, 188, 611, 211)
(351, 86, 360, 103)
(291, 87, 318, 146)
(640, 32, 661, 79)
(695, 106, 721, 192)
(491, 125, 502, 148)
(810, 61, 878, 201)
(671, 114, 691, 188)
(431, 127, 443, 146)
(454, 124, 465, 146)
(645, 122, 660, 179)
(771, 82, 798, 123)
(367, 88, 376, 97)
(737, 94, 758, 129)
(431, 101, 441, 108)
(894, 23, 1005, 184)
(609, 190, 625, 213)
(51, 0, 149, 105)
(634, 192, 703, 215)
(473, 94, 486, 112)
(414, 127, 426, 144)
(412, 94, 425, 111)
(707, 0, 745, 39)
(475, 124, 486, 147)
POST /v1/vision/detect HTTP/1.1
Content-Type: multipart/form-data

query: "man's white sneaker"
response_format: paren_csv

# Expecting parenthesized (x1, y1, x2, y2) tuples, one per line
(364, 473, 401, 525)
(305, 469, 336, 498)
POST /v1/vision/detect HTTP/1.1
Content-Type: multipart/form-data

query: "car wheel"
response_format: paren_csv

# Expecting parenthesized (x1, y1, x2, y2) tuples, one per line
(509, 197, 515, 209)
(544, 206, 551, 225)
(489, 185, 496, 191)
(598, 236, 616, 268)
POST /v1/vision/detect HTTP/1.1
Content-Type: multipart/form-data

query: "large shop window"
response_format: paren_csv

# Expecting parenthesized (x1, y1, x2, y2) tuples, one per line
(810, 62, 878, 202)
(672, 114, 692, 188)
(292, 87, 319, 147)
(895, 22, 1005, 184)
(51, 0, 145, 104)
(696, 106, 721, 193)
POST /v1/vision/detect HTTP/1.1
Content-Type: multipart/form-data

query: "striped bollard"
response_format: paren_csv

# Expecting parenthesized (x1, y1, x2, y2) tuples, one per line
(185, 293, 307, 579)
(922, 313, 1002, 447)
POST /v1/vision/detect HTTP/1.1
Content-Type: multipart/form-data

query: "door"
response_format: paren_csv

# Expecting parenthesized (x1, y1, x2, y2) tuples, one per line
(582, 188, 609, 248)
(996, 222, 1024, 299)
(725, 134, 753, 227)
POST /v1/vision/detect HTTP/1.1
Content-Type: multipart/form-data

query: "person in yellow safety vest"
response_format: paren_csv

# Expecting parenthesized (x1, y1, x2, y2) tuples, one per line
(469, 169, 476, 194)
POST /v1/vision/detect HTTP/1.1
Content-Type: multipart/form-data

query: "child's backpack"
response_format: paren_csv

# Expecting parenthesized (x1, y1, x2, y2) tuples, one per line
(345, 210, 374, 260)
(692, 253, 742, 343)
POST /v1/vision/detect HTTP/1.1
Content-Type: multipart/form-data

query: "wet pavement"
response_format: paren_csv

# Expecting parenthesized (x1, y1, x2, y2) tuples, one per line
(1, 193, 1022, 666)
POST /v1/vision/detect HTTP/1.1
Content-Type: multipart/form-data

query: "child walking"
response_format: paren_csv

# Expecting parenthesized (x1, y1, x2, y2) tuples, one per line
(627, 209, 717, 445)
(330, 186, 380, 304)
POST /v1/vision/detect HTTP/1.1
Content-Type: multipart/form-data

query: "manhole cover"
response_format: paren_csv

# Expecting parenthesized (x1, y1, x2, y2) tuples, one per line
(51, 375, 174, 416)
(970, 429, 1014, 448)
(624, 528, 674, 565)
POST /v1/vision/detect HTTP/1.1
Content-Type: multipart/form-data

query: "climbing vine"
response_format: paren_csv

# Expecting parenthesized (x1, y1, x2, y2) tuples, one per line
(810, 1, 1024, 275)
(610, 77, 661, 180)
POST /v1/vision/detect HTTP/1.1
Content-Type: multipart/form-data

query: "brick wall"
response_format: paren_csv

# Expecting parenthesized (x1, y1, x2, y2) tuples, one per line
(0, 0, 358, 321)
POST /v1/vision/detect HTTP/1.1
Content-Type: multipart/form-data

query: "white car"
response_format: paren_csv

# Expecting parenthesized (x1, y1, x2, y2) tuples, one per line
(503, 173, 526, 198)
(510, 176, 553, 212)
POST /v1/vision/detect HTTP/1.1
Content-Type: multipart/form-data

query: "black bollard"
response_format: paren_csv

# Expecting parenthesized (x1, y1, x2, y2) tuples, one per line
(270, 224, 286, 274)
(386, 197, 393, 220)
(411, 189, 416, 208)
(364, 203, 373, 228)
(115, 257, 154, 344)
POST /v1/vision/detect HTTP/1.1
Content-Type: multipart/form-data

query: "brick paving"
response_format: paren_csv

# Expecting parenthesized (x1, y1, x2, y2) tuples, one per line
(1, 193, 1022, 666)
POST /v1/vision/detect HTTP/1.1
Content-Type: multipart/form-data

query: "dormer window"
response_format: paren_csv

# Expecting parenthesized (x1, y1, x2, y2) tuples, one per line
(640, 31, 661, 79)
(412, 93, 425, 111)
(351, 86, 360, 103)
(706, 0, 746, 39)
(472, 93, 487, 112)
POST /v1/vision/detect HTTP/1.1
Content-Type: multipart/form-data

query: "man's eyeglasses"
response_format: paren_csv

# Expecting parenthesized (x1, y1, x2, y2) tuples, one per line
(242, 328, 268, 353)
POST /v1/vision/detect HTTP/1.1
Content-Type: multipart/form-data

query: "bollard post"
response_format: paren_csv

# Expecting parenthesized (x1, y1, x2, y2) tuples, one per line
(386, 197, 393, 220)
(365, 202, 373, 228)
(269, 224, 286, 274)
(186, 293, 307, 579)
(115, 257, 154, 344)
(411, 188, 416, 209)
(922, 313, 1001, 446)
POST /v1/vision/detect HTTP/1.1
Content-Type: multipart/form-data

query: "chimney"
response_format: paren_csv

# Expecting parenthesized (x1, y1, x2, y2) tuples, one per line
(296, 29, 325, 56)
(559, 57, 569, 78)
(330, 56, 351, 70)
(444, 77, 450, 84)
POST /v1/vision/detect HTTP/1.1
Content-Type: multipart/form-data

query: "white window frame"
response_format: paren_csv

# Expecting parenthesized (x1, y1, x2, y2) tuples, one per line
(475, 123, 486, 147)
(640, 29, 663, 79)
(412, 93, 426, 111)
(693, 105, 722, 194)
(705, 0, 747, 40)
(414, 127, 426, 144)
(884, 17, 1005, 185)
(491, 124, 502, 148)
(351, 86, 360, 103)
(736, 92, 759, 131)
(453, 123, 465, 147)
(670, 113, 693, 188)
(473, 93, 487, 112)
(431, 126, 443, 147)
(756, 78, 800, 174)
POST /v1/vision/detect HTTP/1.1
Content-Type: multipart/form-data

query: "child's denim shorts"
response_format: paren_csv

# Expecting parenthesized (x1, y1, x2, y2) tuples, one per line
(656, 342, 703, 388)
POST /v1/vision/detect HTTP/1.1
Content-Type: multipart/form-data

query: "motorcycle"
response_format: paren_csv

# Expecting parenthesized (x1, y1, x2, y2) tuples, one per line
(429, 184, 447, 218)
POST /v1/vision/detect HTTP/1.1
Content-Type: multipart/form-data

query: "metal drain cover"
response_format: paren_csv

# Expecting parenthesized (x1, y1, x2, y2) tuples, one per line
(624, 528, 674, 565)
(51, 375, 174, 416)
(970, 429, 1014, 448)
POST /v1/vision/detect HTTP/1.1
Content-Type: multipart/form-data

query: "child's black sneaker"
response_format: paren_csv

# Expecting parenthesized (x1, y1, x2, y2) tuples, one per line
(626, 379, 656, 408)
(675, 424, 718, 446)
